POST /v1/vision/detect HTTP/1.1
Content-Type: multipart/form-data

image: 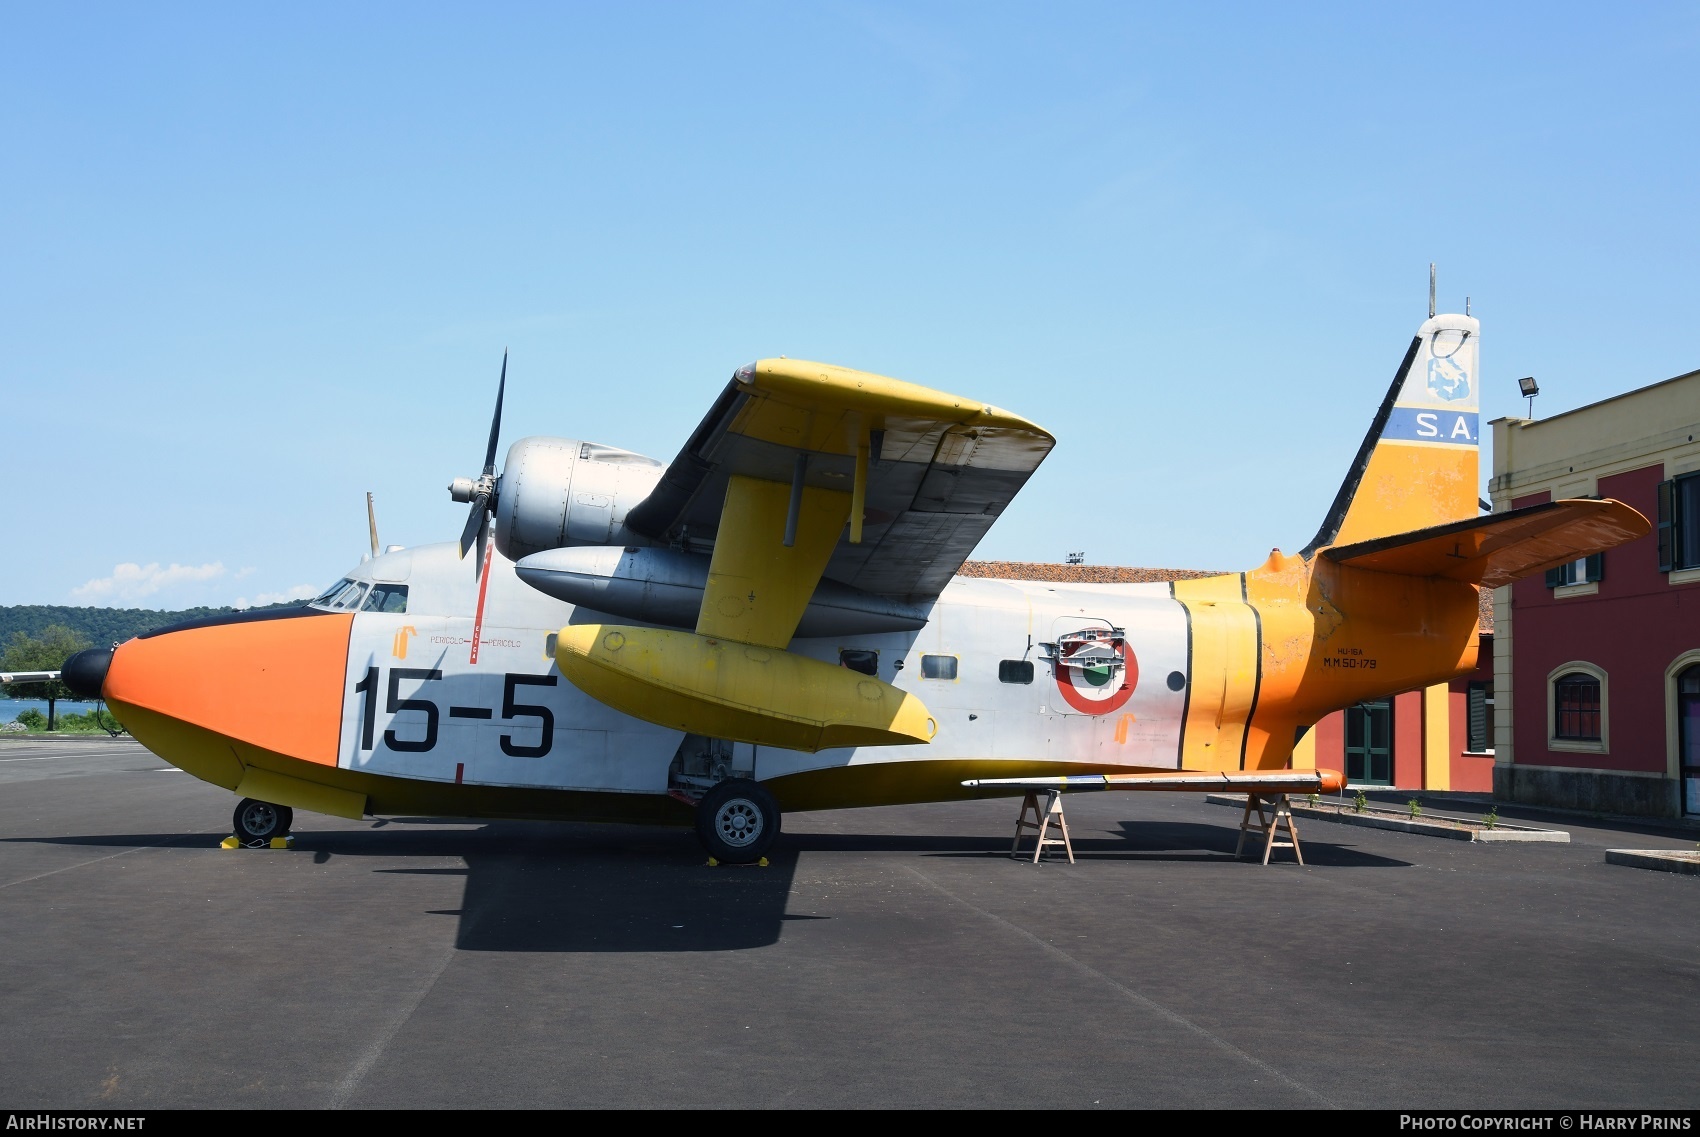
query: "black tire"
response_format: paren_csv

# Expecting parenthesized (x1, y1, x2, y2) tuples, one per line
(232, 798, 293, 845)
(695, 778, 780, 864)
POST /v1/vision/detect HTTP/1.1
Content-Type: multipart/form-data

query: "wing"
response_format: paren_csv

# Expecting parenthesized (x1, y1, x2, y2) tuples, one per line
(549, 358, 1051, 750)
(962, 770, 1347, 794)
(624, 358, 1056, 604)
(1323, 498, 1650, 588)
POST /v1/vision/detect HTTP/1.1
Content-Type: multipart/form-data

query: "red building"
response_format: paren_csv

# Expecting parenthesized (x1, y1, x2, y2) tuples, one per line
(1491, 369, 1700, 819)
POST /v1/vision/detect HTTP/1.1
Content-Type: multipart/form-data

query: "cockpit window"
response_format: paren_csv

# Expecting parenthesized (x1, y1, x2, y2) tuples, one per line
(362, 584, 409, 614)
(311, 579, 369, 611)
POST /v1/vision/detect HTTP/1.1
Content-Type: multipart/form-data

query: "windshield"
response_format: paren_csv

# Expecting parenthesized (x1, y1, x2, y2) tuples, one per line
(310, 579, 369, 611)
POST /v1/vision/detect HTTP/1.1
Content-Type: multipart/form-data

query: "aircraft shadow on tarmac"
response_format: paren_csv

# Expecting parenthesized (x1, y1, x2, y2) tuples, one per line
(5, 816, 1406, 954)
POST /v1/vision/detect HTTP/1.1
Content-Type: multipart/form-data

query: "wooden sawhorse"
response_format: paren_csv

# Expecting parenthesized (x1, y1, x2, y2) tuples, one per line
(1234, 793, 1304, 865)
(1010, 790, 1074, 863)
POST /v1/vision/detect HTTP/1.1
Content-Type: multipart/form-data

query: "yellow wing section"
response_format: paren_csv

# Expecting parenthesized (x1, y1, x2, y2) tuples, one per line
(1324, 498, 1650, 588)
(624, 358, 1056, 604)
(556, 358, 1053, 752)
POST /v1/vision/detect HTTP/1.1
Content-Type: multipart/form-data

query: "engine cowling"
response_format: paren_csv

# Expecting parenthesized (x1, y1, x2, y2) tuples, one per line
(493, 436, 667, 560)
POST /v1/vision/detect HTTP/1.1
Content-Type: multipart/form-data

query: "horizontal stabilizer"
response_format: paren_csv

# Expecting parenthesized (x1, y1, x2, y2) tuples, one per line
(963, 770, 1346, 794)
(1323, 498, 1650, 588)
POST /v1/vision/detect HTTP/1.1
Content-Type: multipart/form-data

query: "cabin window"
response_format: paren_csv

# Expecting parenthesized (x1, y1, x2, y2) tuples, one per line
(1553, 672, 1601, 741)
(1544, 555, 1603, 588)
(1658, 474, 1700, 572)
(1466, 681, 1494, 752)
(920, 654, 957, 680)
(999, 660, 1034, 684)
(839, 649, 879, 676)
(362, 584, 409, 613)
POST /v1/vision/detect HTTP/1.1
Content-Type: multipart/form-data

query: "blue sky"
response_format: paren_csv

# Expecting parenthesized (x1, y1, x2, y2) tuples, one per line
(3, 2, 1697, 608)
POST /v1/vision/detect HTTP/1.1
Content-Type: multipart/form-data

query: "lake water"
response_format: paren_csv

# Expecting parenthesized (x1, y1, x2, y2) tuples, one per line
(2, 698, 99, 723)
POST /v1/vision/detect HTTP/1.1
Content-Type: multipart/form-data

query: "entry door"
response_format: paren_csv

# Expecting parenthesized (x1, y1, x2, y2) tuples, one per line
(1679, 666, 1700, 815)
(1345, 700, 1393, 785)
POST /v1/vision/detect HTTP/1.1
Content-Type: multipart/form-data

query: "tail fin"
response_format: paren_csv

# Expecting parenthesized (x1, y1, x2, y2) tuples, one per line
(1303, 313, 1481, 556)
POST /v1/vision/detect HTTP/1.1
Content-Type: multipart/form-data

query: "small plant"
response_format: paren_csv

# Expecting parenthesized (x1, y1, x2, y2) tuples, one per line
(1407, 797, 1423, 818)
(1353, 789, 1367, 813)
(1483, 806, 1499, 830)
(14, 709, 46, 731)
(1307, 793, 1320, 806)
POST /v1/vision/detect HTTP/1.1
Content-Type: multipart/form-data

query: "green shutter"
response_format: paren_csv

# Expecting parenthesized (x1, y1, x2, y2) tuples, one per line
(1468, 684, 1489, 752)
(1658, 480, 1675, 572)
(1585, 553, 1603, 582)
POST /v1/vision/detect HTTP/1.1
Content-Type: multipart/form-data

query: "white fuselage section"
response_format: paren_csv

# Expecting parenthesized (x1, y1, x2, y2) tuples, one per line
(327, 542, 1193, 794)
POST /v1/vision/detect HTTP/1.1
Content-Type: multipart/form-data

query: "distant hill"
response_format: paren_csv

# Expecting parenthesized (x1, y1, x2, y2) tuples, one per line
(0, 603, 297, 648)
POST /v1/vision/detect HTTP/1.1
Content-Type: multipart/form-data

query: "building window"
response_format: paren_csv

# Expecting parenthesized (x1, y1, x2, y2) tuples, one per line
(1545, 555, 1602, 588)
(1467, 681, 1494, 753)
(1553, 672, 1601, 741)
(1675, 662, 1700, 816)
(998, 660, 1034, 684)
(920, 654, 957, 680)
(1657, 474, 1700, 571)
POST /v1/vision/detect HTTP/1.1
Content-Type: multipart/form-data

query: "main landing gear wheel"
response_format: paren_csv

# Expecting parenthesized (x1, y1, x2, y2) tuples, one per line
(695, 778, 780, 864)
(233, 798, 293, 847)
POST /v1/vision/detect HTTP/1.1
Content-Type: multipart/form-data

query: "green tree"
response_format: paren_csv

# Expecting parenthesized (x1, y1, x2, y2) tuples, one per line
(2, 625, 92, 731)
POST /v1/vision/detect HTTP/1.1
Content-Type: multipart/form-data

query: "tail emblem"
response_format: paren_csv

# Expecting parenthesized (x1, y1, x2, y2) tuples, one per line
(1425, 329, 1472, 402)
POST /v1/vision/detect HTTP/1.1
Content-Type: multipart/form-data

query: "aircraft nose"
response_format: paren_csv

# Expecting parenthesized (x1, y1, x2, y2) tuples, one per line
(61, 648, 113, 699)
(102, 610, 353, 768)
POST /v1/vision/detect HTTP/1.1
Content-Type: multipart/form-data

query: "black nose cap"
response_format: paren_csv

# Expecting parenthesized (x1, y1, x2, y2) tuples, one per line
(61, 648, 113, 699)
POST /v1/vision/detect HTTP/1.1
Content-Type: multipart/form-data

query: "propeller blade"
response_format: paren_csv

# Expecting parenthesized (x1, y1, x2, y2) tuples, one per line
(457, 492, 488, 559)
(482, 350, 507, 475)
(474, 511, 490, 580)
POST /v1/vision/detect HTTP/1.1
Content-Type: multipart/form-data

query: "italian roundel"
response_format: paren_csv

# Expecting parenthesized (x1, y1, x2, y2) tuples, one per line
(1053, 631, 1137, 715)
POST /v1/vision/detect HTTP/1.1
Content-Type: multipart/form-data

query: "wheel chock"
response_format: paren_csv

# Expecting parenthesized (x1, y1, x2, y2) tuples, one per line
(219, 835, 296, 850)
(705, 856, 769, 868)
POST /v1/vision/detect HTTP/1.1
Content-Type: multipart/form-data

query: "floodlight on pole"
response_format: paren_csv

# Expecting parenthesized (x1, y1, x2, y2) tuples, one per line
(1518, 375, 1539, 418)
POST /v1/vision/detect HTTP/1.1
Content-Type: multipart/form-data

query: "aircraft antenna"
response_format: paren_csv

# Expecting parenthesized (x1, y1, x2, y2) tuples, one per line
(367, 492, 380, 558)
(1428, 263, 1436, 319)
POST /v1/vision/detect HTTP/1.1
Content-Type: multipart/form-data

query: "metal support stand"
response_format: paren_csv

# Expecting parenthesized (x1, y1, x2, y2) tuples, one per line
(1010, 790, 1074, 863)
(1234, 793, 1304, 865)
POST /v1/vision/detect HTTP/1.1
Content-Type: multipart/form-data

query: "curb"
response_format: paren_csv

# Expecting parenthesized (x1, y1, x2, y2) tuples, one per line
(1604, 849, 1700, 876)
(1204, 794, 1570, 843)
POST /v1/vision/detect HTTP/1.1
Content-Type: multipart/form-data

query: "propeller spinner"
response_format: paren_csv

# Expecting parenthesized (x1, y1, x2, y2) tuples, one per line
(448, 350, 507, 567)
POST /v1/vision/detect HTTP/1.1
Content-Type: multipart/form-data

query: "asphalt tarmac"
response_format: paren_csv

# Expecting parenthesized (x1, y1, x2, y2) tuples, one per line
(2, 738, 1697, 1110)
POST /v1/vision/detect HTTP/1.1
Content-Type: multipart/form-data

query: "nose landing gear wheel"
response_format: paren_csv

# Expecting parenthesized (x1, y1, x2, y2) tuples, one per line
(695, 778, 780, 864)
(233, 798, 294, 848)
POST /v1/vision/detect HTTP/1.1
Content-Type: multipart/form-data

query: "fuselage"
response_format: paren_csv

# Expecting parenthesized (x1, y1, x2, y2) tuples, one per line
(101, 538, 1480, 821)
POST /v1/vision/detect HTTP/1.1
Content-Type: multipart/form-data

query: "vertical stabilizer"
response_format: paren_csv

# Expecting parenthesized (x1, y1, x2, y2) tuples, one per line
(1303, 313, 1481, 554)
